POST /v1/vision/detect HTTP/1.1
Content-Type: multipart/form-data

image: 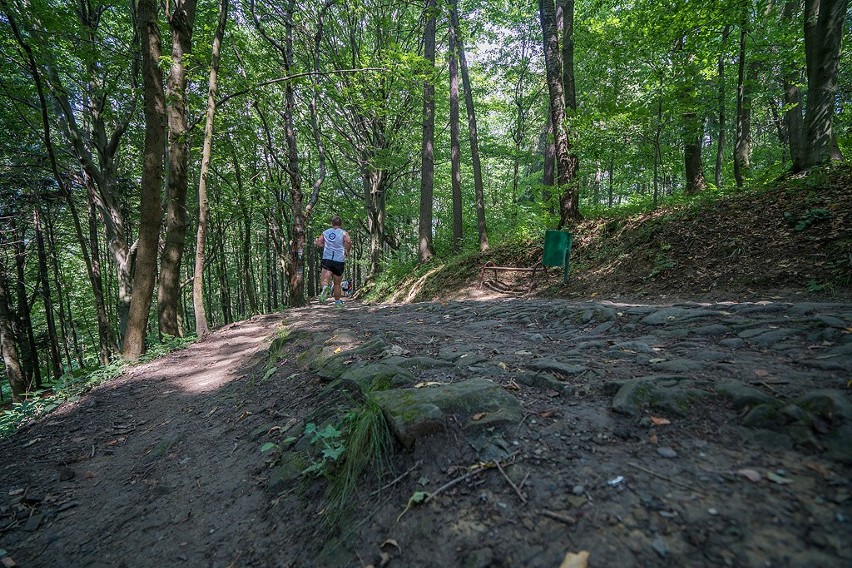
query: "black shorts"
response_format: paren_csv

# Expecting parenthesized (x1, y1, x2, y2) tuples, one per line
(321, 259, 345, 277)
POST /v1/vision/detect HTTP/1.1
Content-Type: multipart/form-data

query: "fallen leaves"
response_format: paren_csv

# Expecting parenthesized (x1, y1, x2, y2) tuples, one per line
(737, 469, 762, 483)
(766, 471, 794, 485)
(396, 490, 429, 522)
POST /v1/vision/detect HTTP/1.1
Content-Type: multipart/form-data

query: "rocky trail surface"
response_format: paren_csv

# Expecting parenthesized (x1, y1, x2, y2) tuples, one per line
(1, 298, 850, 567)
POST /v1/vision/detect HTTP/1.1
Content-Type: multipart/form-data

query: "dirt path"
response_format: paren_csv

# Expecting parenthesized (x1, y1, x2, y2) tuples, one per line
(1, 299, 850, 567)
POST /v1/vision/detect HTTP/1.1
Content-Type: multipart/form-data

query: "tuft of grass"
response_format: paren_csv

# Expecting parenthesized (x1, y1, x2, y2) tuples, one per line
(322, 393, 392, 528)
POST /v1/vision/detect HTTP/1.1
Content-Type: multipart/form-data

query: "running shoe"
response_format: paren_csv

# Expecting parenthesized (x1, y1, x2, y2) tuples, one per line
(318, 285, 329, 304)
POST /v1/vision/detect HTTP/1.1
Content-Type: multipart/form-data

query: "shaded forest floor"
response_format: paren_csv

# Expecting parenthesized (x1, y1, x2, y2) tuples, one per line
(380, 164, 851, 305)
(1, 167, 851, 567)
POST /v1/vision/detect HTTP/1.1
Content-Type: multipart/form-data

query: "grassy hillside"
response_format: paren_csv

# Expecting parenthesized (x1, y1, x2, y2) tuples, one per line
(371, 165, 852, 303)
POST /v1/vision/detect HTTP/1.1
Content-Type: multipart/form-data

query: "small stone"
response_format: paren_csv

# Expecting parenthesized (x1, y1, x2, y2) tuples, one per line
(708, 508, 719, 516)
(657, 446, 678, 459)
(572, 485, 585, 495)
(651, 536, 669, 557)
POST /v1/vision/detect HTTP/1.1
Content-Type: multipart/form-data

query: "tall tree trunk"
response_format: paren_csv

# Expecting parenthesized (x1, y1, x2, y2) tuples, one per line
(453, 1, 489, 251)
(418, 0, 437, 263)
(733, 14, 753, 188)
(539, 0, 579, 228)
(123, 0, 166, 361)
(14, 232, 39, 389)
(34, 208, 62, 379)
(86, 176, 118, 364)
(364, 165, 388, 278)
(193, 0, 228, 338)
(802, 0, 847, 167)
(44, 212, 73, 369)
(781, 1, 807, 171)
(158, 0, 198, 337)
(0, 258, 25, 402)
(542, 115, 555, 204)
(559, 0, 576, 111)
(653, 96, 663, 206)
(781, 0, 807, 172)
(449, 4, 463, 254)
(715, 26, 730, 189)
(683, 113, 708, 194)
(784, 75, 807, 171)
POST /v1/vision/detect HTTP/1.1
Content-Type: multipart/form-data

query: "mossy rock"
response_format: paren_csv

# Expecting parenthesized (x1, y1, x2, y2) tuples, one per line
(649, 387, 711, 417)
(611, 379, 655, 416)
(268, 451, 311, 494)
(340, 363, 414, 392)
(742, 404, 784, 430)
(514, 371, 573, 396)
(794, 390, 852, 422)
(373, 378, 522, 448)
(715, 382, 776, 410)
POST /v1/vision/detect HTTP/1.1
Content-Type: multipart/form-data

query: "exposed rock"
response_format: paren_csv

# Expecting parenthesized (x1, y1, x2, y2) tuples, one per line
(513, 371, 573, 396)
(528, 358, 589, 376)
(611, 379, 655, 416)
(385, 356, 456, 370)
(373, 378, 523, 448)
(649, 387, 711, 417)
(742, 404, 783, 430)
(340, 362, 415, 391)
(715, 383, 775, 409)
(641, 307, 718, 325)
(794, 390, 852, 422)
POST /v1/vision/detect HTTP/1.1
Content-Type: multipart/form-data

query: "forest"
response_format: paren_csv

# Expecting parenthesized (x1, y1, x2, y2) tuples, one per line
(0, 0, 848, 405)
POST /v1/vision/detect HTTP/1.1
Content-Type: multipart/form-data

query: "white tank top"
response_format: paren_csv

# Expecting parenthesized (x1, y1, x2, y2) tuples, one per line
(322, 228, 346, 261)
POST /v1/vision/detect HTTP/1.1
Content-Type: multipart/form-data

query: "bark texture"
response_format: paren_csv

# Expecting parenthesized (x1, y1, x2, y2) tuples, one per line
(158, 0, 198, 337)
(418, 0, 437, 263)
(194, 0, 229, 338)
(453, 1, 489, 250)
(0, 259, 25, 402)
(449, 2, 463, 254)
(802, 0, 847, 168)
(123, 0, 166, 361)
(539, 0, 579, 228)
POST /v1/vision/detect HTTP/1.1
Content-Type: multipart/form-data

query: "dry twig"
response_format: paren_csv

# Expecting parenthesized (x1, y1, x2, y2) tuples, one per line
(495, 459, 526, 503)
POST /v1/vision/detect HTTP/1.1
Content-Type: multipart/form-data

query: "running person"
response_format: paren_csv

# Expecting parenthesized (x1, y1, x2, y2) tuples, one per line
(315, 215, 351, 306)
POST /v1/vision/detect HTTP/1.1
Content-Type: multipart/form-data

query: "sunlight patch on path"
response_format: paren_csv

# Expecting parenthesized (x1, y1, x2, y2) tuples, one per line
(130, 317, 283, 394)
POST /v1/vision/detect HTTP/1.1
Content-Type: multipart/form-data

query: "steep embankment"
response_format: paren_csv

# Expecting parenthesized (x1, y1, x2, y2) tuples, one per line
(381, 166, 852, 303)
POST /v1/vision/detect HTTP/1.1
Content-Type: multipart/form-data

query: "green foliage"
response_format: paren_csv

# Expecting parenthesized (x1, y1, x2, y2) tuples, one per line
(0, 337, 195, 440)
(301, 422, 346, 476)
(322, 396, 391, 527)
(784, 208, 831, 232)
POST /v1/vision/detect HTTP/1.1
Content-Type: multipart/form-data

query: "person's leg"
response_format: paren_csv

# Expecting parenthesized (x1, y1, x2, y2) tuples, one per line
(319, 268, 332, 302)
(332, 273, 343, 301)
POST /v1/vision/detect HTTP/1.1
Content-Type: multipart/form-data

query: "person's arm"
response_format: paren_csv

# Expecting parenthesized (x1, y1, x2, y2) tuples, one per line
(344, 232, 352, 257)
(314, 234, 325, 248)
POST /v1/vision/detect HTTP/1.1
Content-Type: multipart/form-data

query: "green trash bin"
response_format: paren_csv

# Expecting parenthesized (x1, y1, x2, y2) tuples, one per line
(542, 230, 573, 282)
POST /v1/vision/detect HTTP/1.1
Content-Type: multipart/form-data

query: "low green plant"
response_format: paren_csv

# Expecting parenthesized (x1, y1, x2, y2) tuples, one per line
(297, 393, 392, 528)
(0, 336, 195, 440)
(301, 422, 346, 476)
(783, 208, 831, 232)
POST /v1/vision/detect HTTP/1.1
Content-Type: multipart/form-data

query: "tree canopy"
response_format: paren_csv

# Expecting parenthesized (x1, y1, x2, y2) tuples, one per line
(0, 0, 848, 398)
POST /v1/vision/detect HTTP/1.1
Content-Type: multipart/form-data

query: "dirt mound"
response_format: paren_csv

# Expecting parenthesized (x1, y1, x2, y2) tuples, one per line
(381, 166, 852, 304)
(4, 298, 849, 567)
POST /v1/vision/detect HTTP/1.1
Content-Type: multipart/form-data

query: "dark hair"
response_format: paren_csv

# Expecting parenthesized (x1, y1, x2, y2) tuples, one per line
(331, 215, 342, 227)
